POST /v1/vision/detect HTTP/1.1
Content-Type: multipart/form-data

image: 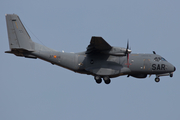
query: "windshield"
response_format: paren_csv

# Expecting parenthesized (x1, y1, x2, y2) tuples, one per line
(161, 57, 167, 61)
(154, 57, 167, 62)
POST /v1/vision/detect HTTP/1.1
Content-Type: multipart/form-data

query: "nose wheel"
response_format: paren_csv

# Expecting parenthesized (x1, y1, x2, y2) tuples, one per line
(155, 77, 160, 82)
(170, 73, 173, 77)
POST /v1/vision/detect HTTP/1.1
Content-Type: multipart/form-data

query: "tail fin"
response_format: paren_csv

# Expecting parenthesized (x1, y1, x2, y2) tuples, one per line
(5, 14, 36, 57)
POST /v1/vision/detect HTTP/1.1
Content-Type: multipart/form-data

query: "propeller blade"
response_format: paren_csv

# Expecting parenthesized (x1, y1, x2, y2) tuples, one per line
(126, 40, 130, 68)
(127, 40, 129, 49)
(126, 40, 129, 55)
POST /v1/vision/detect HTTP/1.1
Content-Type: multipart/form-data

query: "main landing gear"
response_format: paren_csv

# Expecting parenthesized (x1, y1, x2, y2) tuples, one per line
(94, 76, 102, 84)
(103, 76, 111, 84)
(94, 76, 111, 84)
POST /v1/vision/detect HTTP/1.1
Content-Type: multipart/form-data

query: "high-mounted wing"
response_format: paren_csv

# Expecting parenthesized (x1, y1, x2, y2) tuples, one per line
(86, 36, 112, 54)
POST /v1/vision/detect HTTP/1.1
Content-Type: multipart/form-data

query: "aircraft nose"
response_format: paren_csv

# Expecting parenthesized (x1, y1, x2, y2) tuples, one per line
(174, 66, 176, 72)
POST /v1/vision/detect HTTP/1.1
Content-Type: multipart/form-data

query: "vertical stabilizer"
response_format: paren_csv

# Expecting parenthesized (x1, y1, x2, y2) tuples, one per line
(5, 14, 34, 51)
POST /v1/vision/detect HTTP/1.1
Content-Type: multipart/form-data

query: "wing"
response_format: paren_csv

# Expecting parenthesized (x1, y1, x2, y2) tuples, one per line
(85, 36, 112, 54)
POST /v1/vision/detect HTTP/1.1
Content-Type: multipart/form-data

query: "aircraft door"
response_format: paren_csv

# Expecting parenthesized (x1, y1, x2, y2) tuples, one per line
(77, 55, 86, 69)
(143, 59, 151, 71)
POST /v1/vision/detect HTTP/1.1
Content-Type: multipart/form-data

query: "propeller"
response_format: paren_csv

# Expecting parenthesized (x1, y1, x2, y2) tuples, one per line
(125, 40, 131, 68)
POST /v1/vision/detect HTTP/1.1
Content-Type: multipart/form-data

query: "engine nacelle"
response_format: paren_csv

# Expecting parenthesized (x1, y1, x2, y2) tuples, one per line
(101, 47, 131, 56)
(130, 74, 147, 78)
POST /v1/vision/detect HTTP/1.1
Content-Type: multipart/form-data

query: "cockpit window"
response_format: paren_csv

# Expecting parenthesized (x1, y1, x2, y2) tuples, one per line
(161, 57, 166, 61)
(154, 57, 160, 62)
(154, 57, 167, 62)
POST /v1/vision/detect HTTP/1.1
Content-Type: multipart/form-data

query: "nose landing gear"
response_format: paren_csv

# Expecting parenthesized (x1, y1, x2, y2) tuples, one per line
(155, 72, 174, 83)
(170, 73, 173, 77)
(155, 77, 160, 82)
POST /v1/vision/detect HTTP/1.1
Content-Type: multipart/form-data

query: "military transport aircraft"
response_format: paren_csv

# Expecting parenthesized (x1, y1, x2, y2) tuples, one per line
(5, 14, 176, 84)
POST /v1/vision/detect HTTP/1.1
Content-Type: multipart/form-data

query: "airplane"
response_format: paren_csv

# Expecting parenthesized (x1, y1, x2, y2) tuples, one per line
(5, 14, 176, 84)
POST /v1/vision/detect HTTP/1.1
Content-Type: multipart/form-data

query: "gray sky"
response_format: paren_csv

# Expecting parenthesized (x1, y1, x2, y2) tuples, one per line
(1, 0, 179, 120)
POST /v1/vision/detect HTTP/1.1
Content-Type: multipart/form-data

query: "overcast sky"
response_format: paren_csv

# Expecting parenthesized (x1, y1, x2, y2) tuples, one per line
(0, 0, 180, 120)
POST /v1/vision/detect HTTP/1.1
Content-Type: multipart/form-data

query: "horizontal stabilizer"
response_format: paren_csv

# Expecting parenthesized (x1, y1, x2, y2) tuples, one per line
(5, 48, 37, 59)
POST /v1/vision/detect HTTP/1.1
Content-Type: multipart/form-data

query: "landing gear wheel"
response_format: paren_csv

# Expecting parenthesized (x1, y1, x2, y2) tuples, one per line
(96, 79, 102, 84)
(155, 77, 160, 82)
(104, 79, 111, 84)
(103, 76, 111, 84)
(170, 73, 173, 77)
(94, 76, 102, 84)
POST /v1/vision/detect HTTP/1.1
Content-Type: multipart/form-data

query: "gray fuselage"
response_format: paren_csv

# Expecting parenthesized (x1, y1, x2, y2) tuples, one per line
(31, 50, 175, 78)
